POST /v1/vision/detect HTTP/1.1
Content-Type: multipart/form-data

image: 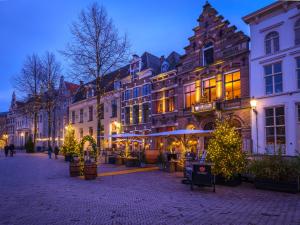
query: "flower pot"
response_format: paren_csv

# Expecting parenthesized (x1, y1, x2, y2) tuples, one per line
(254, 178, 299, 193)
(84, 163, 97, 180)
(69, 162, 81, 177)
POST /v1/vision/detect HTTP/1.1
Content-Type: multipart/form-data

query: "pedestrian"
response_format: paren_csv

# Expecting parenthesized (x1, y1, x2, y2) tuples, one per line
(4, 145, 9, 157)
(47, 146, 52, 159)
(54, 146, 59, 159)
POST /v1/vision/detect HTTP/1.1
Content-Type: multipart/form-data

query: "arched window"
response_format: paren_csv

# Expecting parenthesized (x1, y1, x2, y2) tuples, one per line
(265, 31, 279, 54)
(202, 42, 214, 66)
(294, 19, 300, 45)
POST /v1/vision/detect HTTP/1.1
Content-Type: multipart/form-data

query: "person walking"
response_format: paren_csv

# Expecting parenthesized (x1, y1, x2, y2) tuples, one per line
(4, 145, 9, 157)
(54, 146, 59, 159)
(47, 146, 52, 159)
(9, 144, 14, 157)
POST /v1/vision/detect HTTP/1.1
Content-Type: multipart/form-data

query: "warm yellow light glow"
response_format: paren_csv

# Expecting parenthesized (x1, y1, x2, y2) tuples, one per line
(20, 132, 24, 137)
(195, 80, 201, 103)
(216, 74, 222, 99)
(250, 98, 257, 109)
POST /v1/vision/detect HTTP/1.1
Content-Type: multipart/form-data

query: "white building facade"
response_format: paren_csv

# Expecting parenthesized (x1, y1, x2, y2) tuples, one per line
(244, 1, 300, 156)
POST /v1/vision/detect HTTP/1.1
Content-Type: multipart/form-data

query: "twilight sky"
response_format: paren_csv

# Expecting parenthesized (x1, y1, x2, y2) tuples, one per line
(0, 0, 275, 112)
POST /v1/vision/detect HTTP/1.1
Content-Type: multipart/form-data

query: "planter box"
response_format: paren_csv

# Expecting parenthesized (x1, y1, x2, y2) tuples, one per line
(254, 178, 299, 193)
(69, 162, 81, 177)
(125, 158, 140, 167)
(216, 175, 242, 186)
(84, 163, 97, 180)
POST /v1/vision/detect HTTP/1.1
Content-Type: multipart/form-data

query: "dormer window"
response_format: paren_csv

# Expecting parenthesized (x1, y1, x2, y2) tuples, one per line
(87, 88, 94, 98)
(114, 80, 121, 90)
(202, 42, 214, 66)
(130, 55, 141, 78)
(161, 61, 170, 73)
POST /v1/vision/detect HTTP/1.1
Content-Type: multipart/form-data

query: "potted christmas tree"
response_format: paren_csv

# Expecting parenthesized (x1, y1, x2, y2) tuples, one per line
(206, 119, 247, 186)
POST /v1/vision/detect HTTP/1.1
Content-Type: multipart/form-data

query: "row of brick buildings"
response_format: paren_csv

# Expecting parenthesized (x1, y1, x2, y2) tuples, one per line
(2, 1, 300, 156)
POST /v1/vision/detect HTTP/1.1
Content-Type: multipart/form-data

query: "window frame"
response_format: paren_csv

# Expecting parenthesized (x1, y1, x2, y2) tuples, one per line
(264, 62, 283, 95)
(264, 106, 286, 154)
(184, 83, 196, 109)
(296, 57, 300, 90)
(294, 18, 300, 45)
(265, 31, 280, 55)
(202, 42, 214, 66)
(224, 70, 241, 100)
(202, 77, 216, 102)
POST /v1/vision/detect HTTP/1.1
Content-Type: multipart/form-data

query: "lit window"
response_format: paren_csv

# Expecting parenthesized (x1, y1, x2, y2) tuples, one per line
(265, 31, 279, 54)
(203, 78, 216, 102)
(157, 100, 164, 113)
(296, 57, 300, 89)
(166, 97, 175, 112)
(202, 42, 214, 66)
(184, 84, 195, 109)
(265, 106, 285, 154)
(295, 19, 300, 45)
(225, 71, 241, 100)
(264, 62, 282, 95)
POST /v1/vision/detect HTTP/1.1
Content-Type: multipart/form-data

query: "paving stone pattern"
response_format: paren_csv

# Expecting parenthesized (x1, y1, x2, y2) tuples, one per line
(0, 153, 299, 225)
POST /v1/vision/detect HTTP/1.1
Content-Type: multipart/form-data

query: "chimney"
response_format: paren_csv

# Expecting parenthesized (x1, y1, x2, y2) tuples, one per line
(79, 80, 84, 86)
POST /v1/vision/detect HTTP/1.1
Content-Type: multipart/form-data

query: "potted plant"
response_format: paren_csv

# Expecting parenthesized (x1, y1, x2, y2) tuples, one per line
(249, 152, 300, 193)
(61, 125, 79, 162)
(206, 119, 247, 186)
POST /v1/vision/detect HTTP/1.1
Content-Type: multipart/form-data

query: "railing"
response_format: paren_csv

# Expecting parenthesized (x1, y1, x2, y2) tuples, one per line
(192, 102, 216, 113)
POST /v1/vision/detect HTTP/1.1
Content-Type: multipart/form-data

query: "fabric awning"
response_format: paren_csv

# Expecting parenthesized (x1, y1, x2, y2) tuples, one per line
(147, 129, 212, 137)
(109, 133, 143, 139)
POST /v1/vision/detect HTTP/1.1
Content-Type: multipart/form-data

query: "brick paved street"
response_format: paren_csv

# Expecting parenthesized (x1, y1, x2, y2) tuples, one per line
(0, 153, 299, 225)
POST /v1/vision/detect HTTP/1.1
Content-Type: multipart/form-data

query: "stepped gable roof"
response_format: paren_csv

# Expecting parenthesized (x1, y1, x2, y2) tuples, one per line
(72, 64, 130, 103)
(166, 51, 181, 70)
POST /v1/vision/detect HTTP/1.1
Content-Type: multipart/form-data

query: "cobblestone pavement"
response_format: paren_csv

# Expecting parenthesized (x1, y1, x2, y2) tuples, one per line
(0, 153, 299, 225)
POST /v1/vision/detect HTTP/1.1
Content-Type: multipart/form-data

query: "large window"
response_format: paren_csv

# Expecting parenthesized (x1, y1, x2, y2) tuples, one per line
(111, 99, 117, 118)
(142, 84, 151, 96)
(295, 19, 300, 45)
(297, 104, 300, 122)
(125, 107, 130, 125)
(124, 90, 131, 100)
(79, 109, 84, 123)
(296, 57, 300, 89)
(202, 42, 214, 66)
(265, 31, 279, 54)
(184, 83, 195, 109)
(264, 62, 282, 95)
(88, 106, 93, 121)
(157, 100, 164, 113)
(133, 87, 139, 98)
(265, 106, 286, 154)
(142, 103, 150, 123)
(225, 71, 241, 100)
(203, 78, 216, 102)
(166, 97, 175, 112)
(133, 105, 139, 124)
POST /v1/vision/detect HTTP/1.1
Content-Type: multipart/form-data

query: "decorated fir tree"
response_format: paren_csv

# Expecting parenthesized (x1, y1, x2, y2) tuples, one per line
(62, 124, 79, 156)
(206, 119, 247, 180)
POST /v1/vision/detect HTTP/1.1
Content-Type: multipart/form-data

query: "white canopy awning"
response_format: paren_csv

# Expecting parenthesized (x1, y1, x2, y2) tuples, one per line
(147, 129, 212, 137)
(109, 133, 143, 139)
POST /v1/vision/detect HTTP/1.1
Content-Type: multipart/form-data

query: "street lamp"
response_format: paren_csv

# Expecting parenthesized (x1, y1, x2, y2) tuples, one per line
(250, 97, 258, 154)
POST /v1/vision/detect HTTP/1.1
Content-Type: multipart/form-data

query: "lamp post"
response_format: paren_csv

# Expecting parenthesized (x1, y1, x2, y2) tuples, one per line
(250, 97, 258, 155)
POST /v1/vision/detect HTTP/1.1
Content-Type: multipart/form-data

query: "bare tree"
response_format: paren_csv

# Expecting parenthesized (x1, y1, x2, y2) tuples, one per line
(13, 54, 43, 148)
(63, 3, 129, 150)
(41, 52, 61, 149)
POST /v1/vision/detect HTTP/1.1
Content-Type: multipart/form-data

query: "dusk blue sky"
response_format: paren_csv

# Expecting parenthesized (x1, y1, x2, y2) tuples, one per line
(0, 0, 275, 112)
